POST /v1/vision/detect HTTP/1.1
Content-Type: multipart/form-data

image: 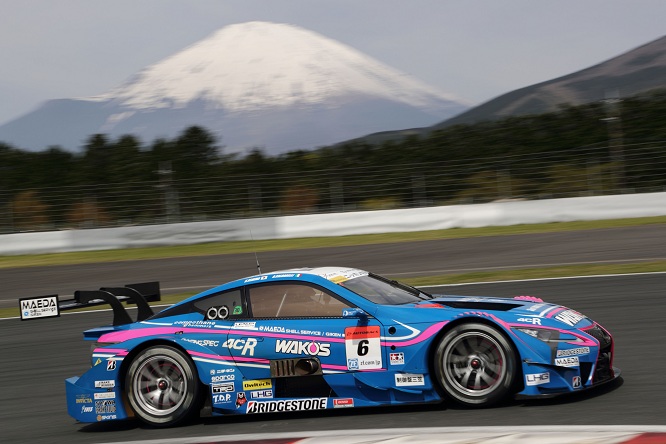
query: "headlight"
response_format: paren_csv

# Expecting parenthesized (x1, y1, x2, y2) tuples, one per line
(513, 327, 583, 344)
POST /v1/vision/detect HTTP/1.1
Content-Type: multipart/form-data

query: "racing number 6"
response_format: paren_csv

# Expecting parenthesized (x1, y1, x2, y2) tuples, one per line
(357, 339, 369, 356)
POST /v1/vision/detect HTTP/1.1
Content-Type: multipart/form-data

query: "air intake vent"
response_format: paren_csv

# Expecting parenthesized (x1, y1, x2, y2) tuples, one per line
(270, 358, 322, 378)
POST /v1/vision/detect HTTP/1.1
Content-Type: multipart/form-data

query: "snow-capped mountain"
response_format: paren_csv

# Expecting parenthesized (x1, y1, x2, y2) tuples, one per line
(0, 21, 469, 154)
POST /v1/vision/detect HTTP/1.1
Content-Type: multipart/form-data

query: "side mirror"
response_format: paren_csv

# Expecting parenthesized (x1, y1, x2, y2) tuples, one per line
(342, 307, 367, 318)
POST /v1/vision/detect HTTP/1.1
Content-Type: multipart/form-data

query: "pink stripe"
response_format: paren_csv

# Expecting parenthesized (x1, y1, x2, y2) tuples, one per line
(100, 326, 226, 342)
(94, 348, 127, 354)
(382, 321, 447, 347)
(546, 307, 566, 318)
(189, 350, 270, 364)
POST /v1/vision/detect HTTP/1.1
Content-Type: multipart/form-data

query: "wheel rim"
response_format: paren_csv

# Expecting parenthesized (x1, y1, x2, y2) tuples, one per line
(442, 331, 507, 397)
(132, 355, 188, 416)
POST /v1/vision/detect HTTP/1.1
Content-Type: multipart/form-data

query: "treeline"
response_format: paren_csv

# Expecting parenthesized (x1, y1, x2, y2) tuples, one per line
(1, 89, 666, 232)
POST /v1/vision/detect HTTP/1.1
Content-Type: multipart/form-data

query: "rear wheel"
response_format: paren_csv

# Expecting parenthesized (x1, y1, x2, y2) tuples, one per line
(126, 345, 201, 427)
(434, 323, 517, 406)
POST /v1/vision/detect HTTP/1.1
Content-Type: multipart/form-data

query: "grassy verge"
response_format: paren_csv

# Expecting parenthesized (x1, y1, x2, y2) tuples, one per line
(2, 215, 666, 269)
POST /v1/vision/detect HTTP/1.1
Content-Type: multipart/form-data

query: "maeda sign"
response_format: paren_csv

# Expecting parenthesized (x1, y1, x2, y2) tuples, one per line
(19, 295, 60, 320)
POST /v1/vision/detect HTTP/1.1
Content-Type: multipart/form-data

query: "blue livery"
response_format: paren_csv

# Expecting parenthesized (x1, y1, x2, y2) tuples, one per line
(63, 266, 619, 426)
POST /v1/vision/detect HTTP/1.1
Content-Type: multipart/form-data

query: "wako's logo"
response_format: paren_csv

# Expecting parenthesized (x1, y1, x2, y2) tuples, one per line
(275, 340, 331, 357)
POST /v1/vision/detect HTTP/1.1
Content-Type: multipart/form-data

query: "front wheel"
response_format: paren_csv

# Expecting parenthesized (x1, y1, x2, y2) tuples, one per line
(126, 345, 201, 427)
(434, 323, 517, 406)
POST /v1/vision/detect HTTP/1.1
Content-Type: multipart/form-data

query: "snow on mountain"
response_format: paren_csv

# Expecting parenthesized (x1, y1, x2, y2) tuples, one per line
(0, 21, 469, 154)
(89, 22, 464, 112)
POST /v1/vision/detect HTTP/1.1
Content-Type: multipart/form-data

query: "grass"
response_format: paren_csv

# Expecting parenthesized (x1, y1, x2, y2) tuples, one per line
(2, 215, 666, 269)
(2, 215, 665, 319)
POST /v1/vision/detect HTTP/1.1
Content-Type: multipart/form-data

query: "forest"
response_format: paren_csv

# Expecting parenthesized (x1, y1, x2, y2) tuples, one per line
(1, 89, 665, 233)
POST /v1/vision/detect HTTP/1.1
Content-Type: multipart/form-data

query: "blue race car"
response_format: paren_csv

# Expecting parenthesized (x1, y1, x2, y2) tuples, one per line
(61, 266, 619, 426)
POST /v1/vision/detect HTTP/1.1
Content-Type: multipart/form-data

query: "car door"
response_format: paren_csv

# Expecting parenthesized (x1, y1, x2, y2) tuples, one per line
(226, 281, 386, 400)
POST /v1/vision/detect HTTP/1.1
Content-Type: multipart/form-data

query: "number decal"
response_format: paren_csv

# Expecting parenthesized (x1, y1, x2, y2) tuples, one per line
(345, 326, 382, 370)
(357, 340, 369, 356)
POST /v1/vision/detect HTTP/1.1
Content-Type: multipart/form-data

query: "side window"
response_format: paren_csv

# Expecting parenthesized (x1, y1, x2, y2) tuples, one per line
(194, 289, 245, 320)
(248, 283, 352, 318)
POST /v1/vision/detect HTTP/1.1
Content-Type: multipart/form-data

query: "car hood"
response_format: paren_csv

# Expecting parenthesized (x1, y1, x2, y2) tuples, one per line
(417, 294, 594, 329)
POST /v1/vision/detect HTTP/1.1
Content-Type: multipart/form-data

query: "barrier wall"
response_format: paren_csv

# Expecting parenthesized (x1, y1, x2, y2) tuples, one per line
(2, 192, 665, 255)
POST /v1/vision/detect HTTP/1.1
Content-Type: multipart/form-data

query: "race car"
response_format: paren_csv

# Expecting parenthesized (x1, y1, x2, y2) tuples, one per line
(54, 266, 618, 427)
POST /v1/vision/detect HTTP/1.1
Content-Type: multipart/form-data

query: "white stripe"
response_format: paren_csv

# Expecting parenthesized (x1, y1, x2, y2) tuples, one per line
(94, 425, 666, 444)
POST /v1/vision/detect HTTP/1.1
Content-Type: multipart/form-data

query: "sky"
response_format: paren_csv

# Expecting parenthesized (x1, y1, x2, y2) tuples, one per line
(1, 0, 665, 125)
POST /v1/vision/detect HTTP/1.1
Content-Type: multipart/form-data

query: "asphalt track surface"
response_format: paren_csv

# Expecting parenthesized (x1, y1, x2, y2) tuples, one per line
(2, 224, 666, 305)
(1, 226, 665, 443)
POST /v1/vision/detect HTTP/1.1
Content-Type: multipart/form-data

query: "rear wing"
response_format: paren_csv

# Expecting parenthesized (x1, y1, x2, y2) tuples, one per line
(18, 282, 161, 326)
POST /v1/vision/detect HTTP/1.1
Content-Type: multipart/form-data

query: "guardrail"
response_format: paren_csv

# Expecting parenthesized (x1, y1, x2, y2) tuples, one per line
(2, 191, 665, 255)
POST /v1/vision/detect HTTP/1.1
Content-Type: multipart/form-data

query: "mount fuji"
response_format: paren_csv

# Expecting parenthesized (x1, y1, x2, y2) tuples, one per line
(0, 21, 469, 155)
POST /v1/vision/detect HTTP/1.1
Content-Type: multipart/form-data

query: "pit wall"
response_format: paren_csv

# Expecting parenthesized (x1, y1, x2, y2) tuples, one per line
(2, 192, 665, 255)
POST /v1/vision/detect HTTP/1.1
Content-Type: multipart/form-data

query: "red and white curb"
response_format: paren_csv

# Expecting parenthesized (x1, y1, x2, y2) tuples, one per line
(101, 426, 666, 444)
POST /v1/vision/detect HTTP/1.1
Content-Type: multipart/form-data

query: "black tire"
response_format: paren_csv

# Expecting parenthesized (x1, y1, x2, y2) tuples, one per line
(434, 323, 517, 406)
(126, 345, 201, 427)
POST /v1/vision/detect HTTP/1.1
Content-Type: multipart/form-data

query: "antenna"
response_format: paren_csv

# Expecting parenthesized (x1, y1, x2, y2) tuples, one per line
(250, 230, 261, 274)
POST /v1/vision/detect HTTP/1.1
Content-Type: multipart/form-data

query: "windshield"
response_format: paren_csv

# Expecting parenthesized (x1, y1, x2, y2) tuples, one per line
(338, 273, 430, 305)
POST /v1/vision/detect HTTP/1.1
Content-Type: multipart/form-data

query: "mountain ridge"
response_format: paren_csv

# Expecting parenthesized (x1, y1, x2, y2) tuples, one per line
(0, 21, 467, 153)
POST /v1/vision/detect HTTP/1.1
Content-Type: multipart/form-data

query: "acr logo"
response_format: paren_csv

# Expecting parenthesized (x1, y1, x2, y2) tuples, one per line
(275, 340, 331, 357)
(221, 338, 257, 356)
(516, 317, 541, 325)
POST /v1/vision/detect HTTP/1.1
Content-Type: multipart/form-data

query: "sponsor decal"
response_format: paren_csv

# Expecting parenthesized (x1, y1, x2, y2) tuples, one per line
(333, 398, 354, 408)
(212, 382, 235, 393)
(259, 325, 286, 332)
(233, 306, 243, 315)
(221, 338, 257, 356)
(94, 380, 115, 389)
(106, 360, 117, 371)
(345, 326, 382, 370)
(243, 379, 272, 391)
(389, 352, 405, 365)
(556, 347, 590, 357)
(94, 392, 116, 400)
(76, 395, 93, 404)
(182, 338, 220, 347)
(233, 322, 256, 329)
(19, 295, 59, 320)
(555, 309, 586, 327)
(555, 356, 580, 367)
(173, 320, 215, 328)
(235, 392, 247, 409)
(94, 358, 102, 366)
(526, 303, 546, 312)
(244, 276, 268, 283)
(81, 405, 93, 413)
(395, 373, 425, 387)
(211, 374, 235, 382)
(95, 400, 116, 414)
(246, 398, 327, 414)
(525, 372, 550, 386)
(213, 393, 232, 403)
(96, 414, 117, 421)
(573, 376, 582, 389)
(250, 390, 274, 399)
(275, 340, 331, 357)
(517, 317, 542, 325)
(271, 273, 301, 279)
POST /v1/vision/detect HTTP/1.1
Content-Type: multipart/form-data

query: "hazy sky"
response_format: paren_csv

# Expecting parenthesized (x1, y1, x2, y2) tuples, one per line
(1, 0, 665, 125)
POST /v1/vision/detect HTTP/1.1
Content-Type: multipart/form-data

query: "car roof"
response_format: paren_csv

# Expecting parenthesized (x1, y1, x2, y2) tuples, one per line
(267, 266, 369, 282)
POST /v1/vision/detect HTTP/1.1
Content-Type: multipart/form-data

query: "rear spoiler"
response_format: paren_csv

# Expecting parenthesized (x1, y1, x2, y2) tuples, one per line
(18, 282, 161, 326)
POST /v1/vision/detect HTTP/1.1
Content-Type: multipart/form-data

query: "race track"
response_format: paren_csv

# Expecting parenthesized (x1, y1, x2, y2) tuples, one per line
(1, 228, 665, 443)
